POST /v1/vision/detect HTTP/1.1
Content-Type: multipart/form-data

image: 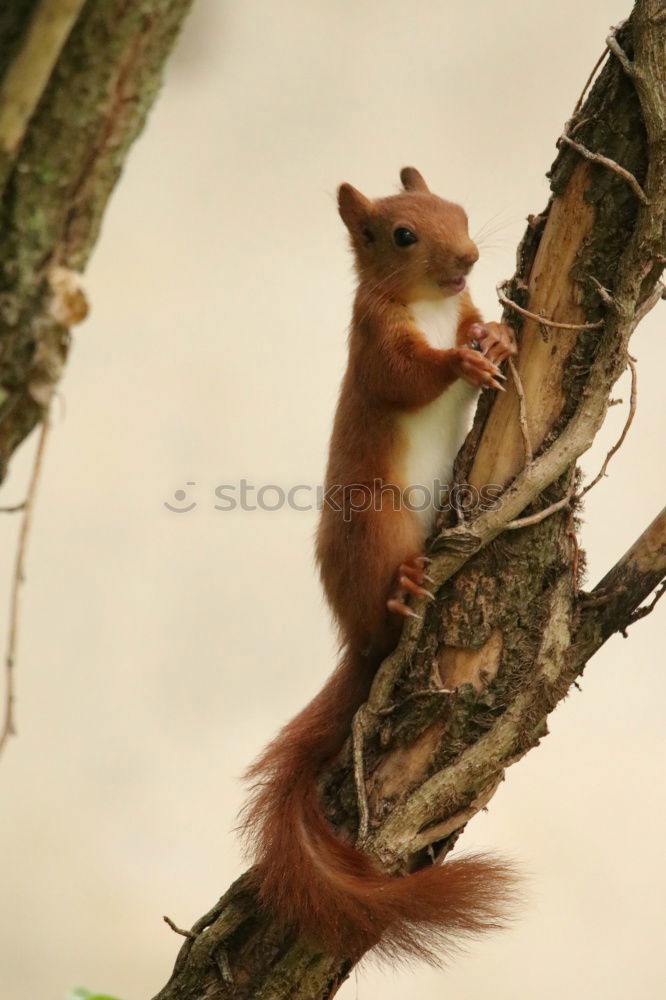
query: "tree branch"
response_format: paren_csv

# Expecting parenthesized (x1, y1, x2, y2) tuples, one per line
(0, 0, 195, 482)
(0, 2, 195, 750)
(576, 505, 666, 654)
(0, 406, 50, 755)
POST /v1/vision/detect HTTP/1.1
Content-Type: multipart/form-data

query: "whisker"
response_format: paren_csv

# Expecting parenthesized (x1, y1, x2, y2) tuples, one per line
(480, 221, 520, 243)
(472, 209, 521, 245)
(476, 237, 513, 251)
(472, 208, 506, 241)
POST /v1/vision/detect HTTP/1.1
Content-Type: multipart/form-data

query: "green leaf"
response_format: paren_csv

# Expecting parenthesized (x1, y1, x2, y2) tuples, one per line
(67, 990, 122, 1000)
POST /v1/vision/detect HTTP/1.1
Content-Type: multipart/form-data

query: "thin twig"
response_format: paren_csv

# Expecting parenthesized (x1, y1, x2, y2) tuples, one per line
(606, 27, 636, 79)
(572, 47, 610, 116)
(505, 487, 574, 531)
(163, 915, 197, 940)
(559, 41, 612, 148)
(0, 501, 26, 513)
(631, 280, 666, 332)
(579, 357, 637, 499)
(189, 896, 227, 936)
(497, 281, 604, 331)
(623, 581, 666, 634)
(571, 51, 606, 118)
(508, 358, 532, 466)
(0, 412, 51, 757)
(352, 709, 370, 844)
(589, 274, 616, 308)
(558, 133, 649, 205)
(410, 774, 504, 852)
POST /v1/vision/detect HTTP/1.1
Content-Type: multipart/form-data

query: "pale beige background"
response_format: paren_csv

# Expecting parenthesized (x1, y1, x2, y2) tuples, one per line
(1, 1, 664, 998)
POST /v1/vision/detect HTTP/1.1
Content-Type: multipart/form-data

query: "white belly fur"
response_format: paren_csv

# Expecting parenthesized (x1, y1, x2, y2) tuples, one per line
(398, 294, 479, 533)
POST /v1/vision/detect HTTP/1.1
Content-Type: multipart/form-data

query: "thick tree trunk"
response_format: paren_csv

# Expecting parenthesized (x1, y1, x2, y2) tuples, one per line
(0, 0, 194, 480)
(152, 4, 666, 999)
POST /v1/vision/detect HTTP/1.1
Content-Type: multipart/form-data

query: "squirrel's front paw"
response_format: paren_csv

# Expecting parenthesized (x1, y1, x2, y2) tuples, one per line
(467, 322, 517, 365)
(453, 347, 506, 391)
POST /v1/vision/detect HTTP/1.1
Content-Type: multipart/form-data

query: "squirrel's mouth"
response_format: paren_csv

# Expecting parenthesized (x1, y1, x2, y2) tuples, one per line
(437, 276, 466, 294)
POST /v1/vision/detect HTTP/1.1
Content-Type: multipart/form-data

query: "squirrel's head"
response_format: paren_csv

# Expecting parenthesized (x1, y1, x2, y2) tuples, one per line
(337, 167, 478, 300)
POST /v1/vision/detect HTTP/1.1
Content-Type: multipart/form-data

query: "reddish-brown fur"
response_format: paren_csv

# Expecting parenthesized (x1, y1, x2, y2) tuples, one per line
(243, 168, 518, 962)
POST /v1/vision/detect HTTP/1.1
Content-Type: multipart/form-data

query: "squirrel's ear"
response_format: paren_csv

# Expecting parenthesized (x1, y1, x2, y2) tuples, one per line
(400, 166, 429, 193)
(337, 183, 374, 233)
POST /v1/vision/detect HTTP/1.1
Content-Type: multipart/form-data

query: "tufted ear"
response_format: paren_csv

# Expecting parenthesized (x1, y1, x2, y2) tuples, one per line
(337, 182, 374, 235)
(400, 166, 429, 193)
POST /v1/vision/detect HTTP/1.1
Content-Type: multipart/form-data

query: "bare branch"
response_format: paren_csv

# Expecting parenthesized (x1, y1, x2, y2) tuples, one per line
(505, 488, 574, 531)
(163, 916, 196, 941)
(631, 279, 666, 331)
(558, 132, 650, 204)
(352, 709, 371, 844)
(496, 280, 604, 330)
(508, 358, 532, 466)
(572, 46, 610, 115)
(624, 580, 666, 631)
(606, 26, 637, 79)
(0, 412, 51, 757)
(579, 357, 638, 498)
(576, 505, 666, 653)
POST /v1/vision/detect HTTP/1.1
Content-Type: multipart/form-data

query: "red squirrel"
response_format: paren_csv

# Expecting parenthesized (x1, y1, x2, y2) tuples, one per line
(243, 167, 518, 961)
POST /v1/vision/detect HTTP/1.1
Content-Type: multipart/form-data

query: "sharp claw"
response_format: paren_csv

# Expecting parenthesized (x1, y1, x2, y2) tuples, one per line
(415, 587, 436, 601)
(423, 572, 435, 584)
(386, 601, 421, 618)
(490, 379, 506, 391)
(388, 598, 423, 619)
(400, 575, 436, 601)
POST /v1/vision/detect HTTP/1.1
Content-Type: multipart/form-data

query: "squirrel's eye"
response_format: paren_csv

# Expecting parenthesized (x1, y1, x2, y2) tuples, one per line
(393, 227, 418, 248)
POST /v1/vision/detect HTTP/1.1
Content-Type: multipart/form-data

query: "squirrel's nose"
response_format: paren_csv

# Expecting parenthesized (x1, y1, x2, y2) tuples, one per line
(456, 247, 479, 271)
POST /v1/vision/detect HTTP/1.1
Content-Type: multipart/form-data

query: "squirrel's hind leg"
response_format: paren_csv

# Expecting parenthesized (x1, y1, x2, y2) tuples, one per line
(317, 500, 425, 656)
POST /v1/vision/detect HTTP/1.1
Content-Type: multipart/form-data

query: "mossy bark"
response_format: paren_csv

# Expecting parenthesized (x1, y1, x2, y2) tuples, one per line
(152, 4, 666, 998)
(0, 0, 194, 480)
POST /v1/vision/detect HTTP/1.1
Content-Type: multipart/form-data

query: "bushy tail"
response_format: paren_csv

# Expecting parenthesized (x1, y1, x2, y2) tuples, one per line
(241, 651, 517, 962)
